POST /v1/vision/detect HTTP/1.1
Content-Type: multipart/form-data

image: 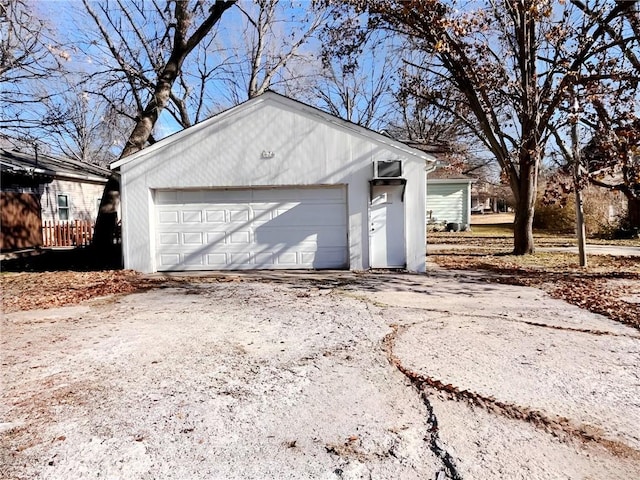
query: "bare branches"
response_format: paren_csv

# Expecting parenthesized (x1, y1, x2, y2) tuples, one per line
(78, 0, 236, 158)
(212, 0, 331, 104)
(0, 0, 71, 141)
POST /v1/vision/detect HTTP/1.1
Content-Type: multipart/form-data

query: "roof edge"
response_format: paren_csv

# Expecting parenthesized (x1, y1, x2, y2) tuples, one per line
(111, 91, 438, 169)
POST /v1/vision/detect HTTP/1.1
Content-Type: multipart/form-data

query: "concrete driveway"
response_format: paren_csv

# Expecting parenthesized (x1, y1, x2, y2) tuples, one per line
(2, 269, 639, 479)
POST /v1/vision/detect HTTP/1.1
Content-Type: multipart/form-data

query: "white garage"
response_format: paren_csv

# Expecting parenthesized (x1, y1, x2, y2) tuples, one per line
(427, 168, 474, 230)
(112, 92, 435, 273)
(154, 187, 348, 270)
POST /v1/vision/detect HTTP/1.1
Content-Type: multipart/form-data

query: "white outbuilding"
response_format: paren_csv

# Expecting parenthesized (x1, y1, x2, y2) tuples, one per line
(111, 92, 436, 273)
(427, 167, 475, 231)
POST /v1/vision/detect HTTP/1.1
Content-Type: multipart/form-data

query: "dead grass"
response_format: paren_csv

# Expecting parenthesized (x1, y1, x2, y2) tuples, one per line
(431, 224, 639, 247)
(2, 228, 638, 330)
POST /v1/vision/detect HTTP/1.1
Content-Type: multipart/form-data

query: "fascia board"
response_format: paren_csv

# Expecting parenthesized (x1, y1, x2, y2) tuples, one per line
(427, 178, 476, 185)
(111, 92, 438, 169)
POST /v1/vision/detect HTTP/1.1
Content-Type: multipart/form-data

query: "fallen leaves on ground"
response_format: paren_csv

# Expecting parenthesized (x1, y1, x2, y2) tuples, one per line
(430, 253, 640, 330)
(1, 270, 157, 314)
(2, 247, 638, 332)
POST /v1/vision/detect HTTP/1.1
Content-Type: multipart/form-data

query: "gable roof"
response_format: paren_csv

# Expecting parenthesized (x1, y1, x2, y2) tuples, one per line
(0, 148, 111, 183)
(111, 91, 437, 170)
(428, 167, 475, 182)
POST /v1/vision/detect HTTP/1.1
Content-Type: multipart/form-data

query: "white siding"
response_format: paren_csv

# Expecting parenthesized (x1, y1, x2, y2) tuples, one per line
(40, 179, 105, 223)
(427, 182, 471, 227)
(118, 94, 430, 273)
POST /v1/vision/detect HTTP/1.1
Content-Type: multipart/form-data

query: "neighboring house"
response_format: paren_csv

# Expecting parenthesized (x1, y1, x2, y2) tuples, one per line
(426, 167, 474, 230)
(0, 149, 111, 250)
(471, 179, 512, 213)
(111, 91, 436, 273)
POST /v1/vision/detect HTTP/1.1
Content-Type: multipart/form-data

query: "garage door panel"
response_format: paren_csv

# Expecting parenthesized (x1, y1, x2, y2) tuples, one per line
(158, 210, 179, 224)
(154, 187, 348, 271)
(254, 252, 275, 265)
(251, 188, 345, 203)
(295, 248, 348, 268)
(159, 253, 180, 266)
(181, 210, 203, 223)
(179, 191, 204, 203)
(183, 232, 203, 245)
(159, 232, 180, 245)
(229, 231, 251, 244)
(205, 252, 227, 265)
(156, 190, 178, 204)
(202, 190, 252, 203)
(205, 210, 226, 223)
(183, 253, 204, 266)
(267, 204, 345, 226)
(255, 226, 345, 247)
(205, 231, 228, 244)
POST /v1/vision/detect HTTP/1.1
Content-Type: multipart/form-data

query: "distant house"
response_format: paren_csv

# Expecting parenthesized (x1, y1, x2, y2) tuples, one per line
(426, 167, 474, 230)
(0, 149, 111, 250)
(471, 179, 512, 214)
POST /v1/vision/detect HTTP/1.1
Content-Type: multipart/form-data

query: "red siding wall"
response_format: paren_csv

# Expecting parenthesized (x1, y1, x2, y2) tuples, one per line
(1, 193, 43, 250)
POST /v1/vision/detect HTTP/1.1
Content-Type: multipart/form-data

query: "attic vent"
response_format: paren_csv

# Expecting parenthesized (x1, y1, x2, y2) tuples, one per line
(374, 160, 403, 179)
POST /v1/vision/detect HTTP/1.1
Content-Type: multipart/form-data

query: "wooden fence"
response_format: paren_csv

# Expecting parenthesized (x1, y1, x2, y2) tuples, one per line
(42, 220, 94, 247)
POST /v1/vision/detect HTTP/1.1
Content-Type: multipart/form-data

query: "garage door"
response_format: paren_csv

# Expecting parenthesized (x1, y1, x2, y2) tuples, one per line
(154, 187, 348, 271)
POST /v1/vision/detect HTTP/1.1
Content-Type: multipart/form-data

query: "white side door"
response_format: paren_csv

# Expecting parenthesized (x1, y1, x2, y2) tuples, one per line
(369, 186, 405, 268)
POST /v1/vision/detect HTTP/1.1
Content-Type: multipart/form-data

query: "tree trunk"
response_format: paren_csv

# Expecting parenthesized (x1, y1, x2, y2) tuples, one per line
(91, 174, 122, 267)
(512, 156, 537, 255)
(88, 1, 236, 264)
(627, 194, 640, 229)
(92, 72, 178, 258)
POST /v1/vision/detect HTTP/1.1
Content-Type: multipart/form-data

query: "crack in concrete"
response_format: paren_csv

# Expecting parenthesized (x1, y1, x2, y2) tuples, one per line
(381, 325, 463, 480)
(515, 319, 632, 337)
(371, 301, 638, 338)
(382, 324, 640, 463)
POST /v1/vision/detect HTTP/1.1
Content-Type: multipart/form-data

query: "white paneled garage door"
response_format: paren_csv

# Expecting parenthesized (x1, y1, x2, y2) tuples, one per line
(154, 187, 348, 271)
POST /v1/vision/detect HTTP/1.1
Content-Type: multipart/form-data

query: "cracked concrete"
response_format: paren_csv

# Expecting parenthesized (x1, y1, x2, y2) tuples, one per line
(383, 325, 462, 480)
(358, 269, 640, 478)
(2, 270, 640, 479)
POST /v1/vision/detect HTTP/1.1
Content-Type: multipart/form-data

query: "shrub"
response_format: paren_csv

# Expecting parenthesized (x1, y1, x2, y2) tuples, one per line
(535, 180, 627, 237)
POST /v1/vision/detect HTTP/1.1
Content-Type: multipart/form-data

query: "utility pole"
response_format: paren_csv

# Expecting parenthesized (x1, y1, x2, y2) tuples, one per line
(572, 96, 587, 267)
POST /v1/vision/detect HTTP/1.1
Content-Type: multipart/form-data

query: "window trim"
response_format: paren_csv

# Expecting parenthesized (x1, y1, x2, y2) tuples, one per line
(57, 193, 71, 221)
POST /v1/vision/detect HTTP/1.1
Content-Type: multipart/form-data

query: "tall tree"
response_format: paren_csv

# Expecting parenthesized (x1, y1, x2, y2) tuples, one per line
(584, 117, 640, 228)
(332, 0, 640, 254)
(43, 84, 132, 166)
(82, 0, 236, 250)
(82, 0, 236, 158)
(312, 27, 398, 129)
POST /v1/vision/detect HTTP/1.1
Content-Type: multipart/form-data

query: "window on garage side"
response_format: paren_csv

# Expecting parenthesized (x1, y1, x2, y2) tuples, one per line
(57, 194, 70, 221)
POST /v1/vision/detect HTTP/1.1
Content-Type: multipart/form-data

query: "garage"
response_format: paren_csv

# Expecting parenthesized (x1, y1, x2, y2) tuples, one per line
(112, 91, 435, 273)
(154, 186, 348, 271)
(426, 168, 474, 230)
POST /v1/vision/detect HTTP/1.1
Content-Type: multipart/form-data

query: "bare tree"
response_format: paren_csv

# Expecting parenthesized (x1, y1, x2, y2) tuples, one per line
(0, 0, 70, 141)
(43, 83, 133, 166)
(82, 0, 236, 156)
(308, 16, 400, 130)
(208, 0, 330, 111)
(584, 117, 640, 228)
(330, 0, 640, 254)
(82, 0, 236, 251)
